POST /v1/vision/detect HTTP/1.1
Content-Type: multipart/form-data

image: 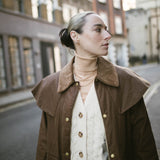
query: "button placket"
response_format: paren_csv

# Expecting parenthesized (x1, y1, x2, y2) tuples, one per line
(110, 153, 115, 159)
(65, 152, 69, 156)
(79, 152, 83, 158)
(78, 131, 83, 137)
(103, 113, 107, 119)
(65, 117, 70, 122)
(79, 112, 83, 118)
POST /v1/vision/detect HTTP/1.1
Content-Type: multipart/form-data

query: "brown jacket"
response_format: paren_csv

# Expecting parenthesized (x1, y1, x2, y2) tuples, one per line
(32, 57, 159, 160)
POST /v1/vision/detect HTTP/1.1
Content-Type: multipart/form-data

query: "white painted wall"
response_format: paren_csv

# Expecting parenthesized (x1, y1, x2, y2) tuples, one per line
(126, 9, 149, 58)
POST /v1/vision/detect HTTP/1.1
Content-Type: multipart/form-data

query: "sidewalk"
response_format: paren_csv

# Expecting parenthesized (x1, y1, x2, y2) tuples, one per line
(0, 89, 34, 112)
(129, 62, 158, 71)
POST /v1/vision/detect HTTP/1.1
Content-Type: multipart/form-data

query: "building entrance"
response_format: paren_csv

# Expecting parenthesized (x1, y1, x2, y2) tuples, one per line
(40, 42, 55, 77)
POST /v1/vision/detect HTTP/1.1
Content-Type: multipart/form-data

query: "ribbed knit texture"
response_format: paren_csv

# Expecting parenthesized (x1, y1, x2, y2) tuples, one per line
(73, 52, 97, 102)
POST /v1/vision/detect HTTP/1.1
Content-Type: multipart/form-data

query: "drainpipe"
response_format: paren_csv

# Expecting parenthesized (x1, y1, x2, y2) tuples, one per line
(149, 16, 153, 61)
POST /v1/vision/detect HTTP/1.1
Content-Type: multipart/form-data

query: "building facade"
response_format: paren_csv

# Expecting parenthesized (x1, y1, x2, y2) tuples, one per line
(126, 0, 160, 64)
(125, 9, 150, 64)
(0, 0, 64, 106)
(0, 0, 128, 107)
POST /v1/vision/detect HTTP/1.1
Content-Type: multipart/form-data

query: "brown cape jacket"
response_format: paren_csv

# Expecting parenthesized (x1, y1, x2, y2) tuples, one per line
(32, 57, 159, 160)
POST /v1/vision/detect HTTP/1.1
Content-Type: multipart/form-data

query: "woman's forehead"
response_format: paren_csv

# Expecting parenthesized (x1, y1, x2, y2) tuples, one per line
(85, 14, 105, 26)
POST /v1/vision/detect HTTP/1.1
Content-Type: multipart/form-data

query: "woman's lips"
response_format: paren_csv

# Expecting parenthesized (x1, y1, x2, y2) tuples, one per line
(102, 43, 109, 48)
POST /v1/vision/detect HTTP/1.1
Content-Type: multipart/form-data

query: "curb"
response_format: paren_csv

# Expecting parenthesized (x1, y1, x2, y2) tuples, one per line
(0, 98, 35, 113)
(144, 80, 160, 105)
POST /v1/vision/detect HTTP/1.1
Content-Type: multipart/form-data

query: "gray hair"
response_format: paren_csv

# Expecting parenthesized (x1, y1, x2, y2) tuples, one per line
(67, 11, 95, 34)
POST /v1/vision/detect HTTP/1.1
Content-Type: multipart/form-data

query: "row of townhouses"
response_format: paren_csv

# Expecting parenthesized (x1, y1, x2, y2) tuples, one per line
(0, 0, 159, 107)
(0, 0, 127, 107)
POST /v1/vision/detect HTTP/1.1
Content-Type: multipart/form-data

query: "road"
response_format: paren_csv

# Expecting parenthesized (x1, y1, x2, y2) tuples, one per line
(0, 102, 41, 160)
(0, 63, 160, 160)
(131, 63, 160, 156)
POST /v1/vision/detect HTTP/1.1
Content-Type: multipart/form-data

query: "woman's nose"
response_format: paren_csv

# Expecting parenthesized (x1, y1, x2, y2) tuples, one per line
(104, 31, 112, 40)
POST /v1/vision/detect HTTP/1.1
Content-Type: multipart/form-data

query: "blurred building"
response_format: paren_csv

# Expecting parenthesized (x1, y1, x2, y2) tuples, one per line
(0, 0, 128, 107)
(93, 0, 129, 66)
(126, 0, 160, 64)
(0, 0, 64, 106)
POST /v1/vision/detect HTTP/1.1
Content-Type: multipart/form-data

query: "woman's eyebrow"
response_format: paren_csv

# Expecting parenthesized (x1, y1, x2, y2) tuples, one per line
(92, 24, 107, 30)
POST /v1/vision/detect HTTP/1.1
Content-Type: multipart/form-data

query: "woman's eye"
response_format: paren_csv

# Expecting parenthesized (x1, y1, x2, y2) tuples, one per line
(95, 28, 101, 32)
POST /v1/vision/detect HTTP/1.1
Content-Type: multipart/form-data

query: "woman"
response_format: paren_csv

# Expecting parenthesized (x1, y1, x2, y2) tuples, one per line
(32, 11, 159, 160)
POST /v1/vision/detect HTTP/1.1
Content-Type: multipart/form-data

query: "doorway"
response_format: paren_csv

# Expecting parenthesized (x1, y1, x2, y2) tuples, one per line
(40, 42, 56, 77)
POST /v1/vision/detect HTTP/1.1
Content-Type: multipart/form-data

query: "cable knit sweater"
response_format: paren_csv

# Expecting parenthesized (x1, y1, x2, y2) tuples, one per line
(70, 83, 108, 160)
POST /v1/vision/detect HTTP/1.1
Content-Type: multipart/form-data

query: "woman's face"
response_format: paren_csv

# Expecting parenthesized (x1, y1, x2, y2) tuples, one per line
(75, 14, 112, 57)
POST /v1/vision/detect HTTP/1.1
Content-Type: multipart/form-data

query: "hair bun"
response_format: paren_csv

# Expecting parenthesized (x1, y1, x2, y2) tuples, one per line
(59, 28, 75, 49)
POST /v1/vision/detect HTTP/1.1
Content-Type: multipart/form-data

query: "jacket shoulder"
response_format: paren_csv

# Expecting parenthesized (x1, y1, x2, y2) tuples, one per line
(32, 72, 60, 116)
(115, 65, 150, 113)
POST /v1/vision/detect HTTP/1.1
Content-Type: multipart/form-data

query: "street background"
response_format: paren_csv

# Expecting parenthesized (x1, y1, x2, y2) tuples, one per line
(0, 0, 160, 159)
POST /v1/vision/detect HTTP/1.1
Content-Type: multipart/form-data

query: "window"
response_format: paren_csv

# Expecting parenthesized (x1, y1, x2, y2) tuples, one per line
(23, 38, 35, 86)
(62, 4, 78, 23)
(113, 0, 121, 9)
(54, 45, 61, 72)
(0, 37, 7, 90)
(115, 16, 123, 34)
(8, 37, 22, 89)
(0, 0, 2, 7)
(98, 0, 106, 3)
(17, 0, 24, 12)
(47, 0, 53, 22)
(99, 12, 108, 28)
(31, 0, 38, 18)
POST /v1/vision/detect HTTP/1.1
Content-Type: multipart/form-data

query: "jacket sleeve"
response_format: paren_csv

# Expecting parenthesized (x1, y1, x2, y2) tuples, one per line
(130, 98, 159, 160)
(36, 111, 47, 160)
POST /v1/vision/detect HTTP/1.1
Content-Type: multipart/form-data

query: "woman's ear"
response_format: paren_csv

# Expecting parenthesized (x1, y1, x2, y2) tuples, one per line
(70, 31, 80, 44)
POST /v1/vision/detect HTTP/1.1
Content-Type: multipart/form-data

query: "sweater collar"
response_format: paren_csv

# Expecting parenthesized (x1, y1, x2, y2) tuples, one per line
(57, 57, 119, 93)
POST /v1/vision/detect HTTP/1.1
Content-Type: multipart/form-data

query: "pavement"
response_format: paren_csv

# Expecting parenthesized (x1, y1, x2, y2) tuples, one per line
(0, 89, 35, 112)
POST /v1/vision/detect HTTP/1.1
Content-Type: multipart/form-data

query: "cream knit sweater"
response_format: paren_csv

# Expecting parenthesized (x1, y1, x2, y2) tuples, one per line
(70, 83, 108, 160)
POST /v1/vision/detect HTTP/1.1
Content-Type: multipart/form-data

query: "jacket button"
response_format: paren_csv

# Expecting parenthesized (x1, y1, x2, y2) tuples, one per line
(65, 152, 69, 156)
(79, 112, 83, 118)
(78, 131, 83, 137)
(65, 117, 69, 122)
(111, 153, 115, 158)
(75, 82, 79, 86)
(79, 152, 83, 158)
(103, 114, 107, 118)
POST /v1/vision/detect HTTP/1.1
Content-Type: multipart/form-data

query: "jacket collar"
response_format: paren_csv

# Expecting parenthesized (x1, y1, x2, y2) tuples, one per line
(57, 57, 119, 93)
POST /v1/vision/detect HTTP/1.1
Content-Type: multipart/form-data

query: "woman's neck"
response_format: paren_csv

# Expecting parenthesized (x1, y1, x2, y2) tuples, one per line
(73, 52, 98, 103)
(74, 52, 98, 74)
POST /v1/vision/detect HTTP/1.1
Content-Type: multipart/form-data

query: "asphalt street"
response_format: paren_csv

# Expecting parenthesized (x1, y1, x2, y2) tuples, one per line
(0, 63, 160, 160)
(131, 63, 160, 156)
(0, 102, 41, 160)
